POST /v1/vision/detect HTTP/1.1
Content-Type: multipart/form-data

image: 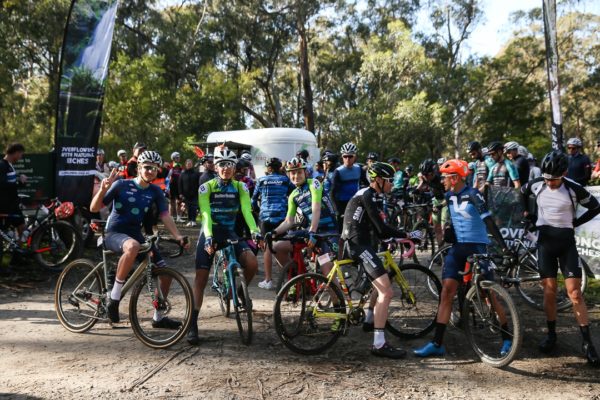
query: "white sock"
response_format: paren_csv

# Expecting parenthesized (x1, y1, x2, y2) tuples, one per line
(153, 309, 163, 322)
(111, 279, 124, 301)
(373, 329, 386, 349)
(365, 308, 374, 324)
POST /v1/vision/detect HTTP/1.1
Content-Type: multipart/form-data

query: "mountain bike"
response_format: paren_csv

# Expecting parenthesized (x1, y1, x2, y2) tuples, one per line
(210, 239, 253, 345)
(273, 238, 441, 355)
(54, 220, 192, 349)
(454, 253, 523, 368)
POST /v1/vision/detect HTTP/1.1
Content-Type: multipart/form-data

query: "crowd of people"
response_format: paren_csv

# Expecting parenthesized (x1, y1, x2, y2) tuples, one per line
(2, 136, 600, 365)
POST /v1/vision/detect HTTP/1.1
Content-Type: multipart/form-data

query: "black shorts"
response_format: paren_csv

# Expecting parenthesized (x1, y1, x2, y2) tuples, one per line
(259, 220, 282, 236)
(346, 242, 386, 280)
(537, 226, 581, 279)
(194, 229, 250, 270)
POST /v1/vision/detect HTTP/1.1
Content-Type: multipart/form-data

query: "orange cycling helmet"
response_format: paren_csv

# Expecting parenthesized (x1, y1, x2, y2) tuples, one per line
(440, 159, 469, 177)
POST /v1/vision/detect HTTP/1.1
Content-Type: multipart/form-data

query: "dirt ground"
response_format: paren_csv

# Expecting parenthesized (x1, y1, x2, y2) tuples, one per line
(1, 227, 599, 400)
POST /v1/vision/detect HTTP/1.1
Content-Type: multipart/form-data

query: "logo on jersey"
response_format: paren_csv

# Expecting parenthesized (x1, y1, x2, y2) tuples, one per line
(311, 179, 321, 191)
(199, 184, 208, 194)
(449, 195, 471, 219)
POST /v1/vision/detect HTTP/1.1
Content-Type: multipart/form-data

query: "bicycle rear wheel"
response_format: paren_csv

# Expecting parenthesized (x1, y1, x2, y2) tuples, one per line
(273, 273, 346, 355)
(54, 259, 103, 333)
(463, 281, 522, 368)
(427, 244, 451, 298)
(129, 267, 193, 349)
(386, 263, 441, 339)
(32, 220, 83, 271)
(234, 267, 253, 345)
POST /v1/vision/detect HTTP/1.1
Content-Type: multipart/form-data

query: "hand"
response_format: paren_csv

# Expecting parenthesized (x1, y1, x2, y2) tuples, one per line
(204, 236, 214, 255)
(251, 232, 263, 249)
(307, 232, 317, 248)
(262, 231, 273, 251)
(18, 174, 27, 184)
(177, 235, 190, 250)
(101, 169, 119, 192)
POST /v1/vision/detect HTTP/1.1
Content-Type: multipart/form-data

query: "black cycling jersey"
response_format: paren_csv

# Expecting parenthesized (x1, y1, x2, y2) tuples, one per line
(341, 187, 404, 245)
(512, 155, 530, 185)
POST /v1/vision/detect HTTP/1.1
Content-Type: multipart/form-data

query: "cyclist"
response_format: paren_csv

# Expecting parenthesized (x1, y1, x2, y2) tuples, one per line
(240, 150, 256, 180)
(505, 141, 529, 185)
(252, 157, 294, 289)
(296, 149, 314, 177)
(330, 142, 368, 228)
(321, 152, 338, 195)
(566, 137, 592, 186)
(414, 159, 513, 358)
(188, 147, 263, 345)
(166, 152, 184, 223)
(467, 141, 494, 194)
(90, 150, 188, 326)
(268, 157, 338, 274)
(198, 153, 216, 185)
(521, 150, 600, 366)
(341, 162, 421, 358)
(0, 143, 27, 243)
(416, 159, 445, 245)
(486, 141, 520, 188)
(235, 159, 255, 196)
(363, 152, 379, 173)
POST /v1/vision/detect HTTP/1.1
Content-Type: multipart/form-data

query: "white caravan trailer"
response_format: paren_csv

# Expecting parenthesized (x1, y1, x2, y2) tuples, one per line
(204, 128, 318, 177)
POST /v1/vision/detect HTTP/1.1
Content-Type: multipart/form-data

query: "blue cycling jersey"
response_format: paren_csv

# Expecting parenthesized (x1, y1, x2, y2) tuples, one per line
(251, 173, 294, 223)
(332, 165, 363, 202)
(445, 186, 490, 244)
(392, 170, 405, 190)
(103, 179, 168, 236)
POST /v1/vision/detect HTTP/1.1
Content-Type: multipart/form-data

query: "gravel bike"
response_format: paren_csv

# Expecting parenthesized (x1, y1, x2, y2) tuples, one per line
(273, 238, 441, 355)
(54, 220, 192, 349)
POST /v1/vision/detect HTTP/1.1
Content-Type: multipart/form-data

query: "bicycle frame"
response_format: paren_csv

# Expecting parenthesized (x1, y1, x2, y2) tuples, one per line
(213, 243, 243, 307)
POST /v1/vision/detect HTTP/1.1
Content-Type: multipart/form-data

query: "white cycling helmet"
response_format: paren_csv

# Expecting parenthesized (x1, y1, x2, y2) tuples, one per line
(171, 151, 180, 160)
(108, 161, 119, 169)
(137, 150, 162, 166)
(340, 142, 357, 155)
(117, 149, 127, 157)
(518, 145, 528, 157)
(504, 141, 519, 152)
(567, 137, 582, 147)
(214, 147, 238, 165)
(240, 152, 252, 162)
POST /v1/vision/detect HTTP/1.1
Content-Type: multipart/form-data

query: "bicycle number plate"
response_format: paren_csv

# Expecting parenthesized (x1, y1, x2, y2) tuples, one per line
(317, 253, 331, 265)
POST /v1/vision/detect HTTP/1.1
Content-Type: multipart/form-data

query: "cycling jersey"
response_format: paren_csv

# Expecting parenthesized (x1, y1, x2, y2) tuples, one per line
(341, 187, 404, 244)
(252, 173, 294, 223)
(392, 170, 405, 191)
(103, 179, 169, 236)
(487, 158, 519, 187)
(567, 152, 592, 186)
(198, 178, 259, 238)
(445, 186, 490, 244)
(512, 155, 530, 185)
(331, 165, 366, 202)
(287, 178, 337, 232)
(472, 156, 494, 191)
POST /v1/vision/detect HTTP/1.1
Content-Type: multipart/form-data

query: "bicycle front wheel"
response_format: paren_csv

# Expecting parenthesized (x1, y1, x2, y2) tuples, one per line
(129, 267, 193, 349)
(273, 273, 346, 355)
(386, 263, 441, 339)
(32, 220, 83, 271)
(233, 267, 253, 345)
(463, 281, 522, 368)
(54, 259, 104, 333)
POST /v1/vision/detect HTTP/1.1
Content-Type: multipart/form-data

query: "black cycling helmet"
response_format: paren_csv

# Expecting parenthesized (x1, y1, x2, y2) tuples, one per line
(387, 157, 401, 164)
(367, 162, 396, 180)
(236, 159, 250, 170)
(467, 141, 481, 152)
(540, 150, 568, 178)
(296, 149, 310, 159)
(487, 141, 503, 153)
(405, 164, 414, 172)
(366, 151, 379, 161)
(265, 157, 282, 170)
(419, 159, 436, 174)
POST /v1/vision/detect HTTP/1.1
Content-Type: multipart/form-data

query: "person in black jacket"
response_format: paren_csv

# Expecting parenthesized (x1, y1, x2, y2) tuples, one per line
(178, 159, 200, 227)
(0, 143, 27, 239)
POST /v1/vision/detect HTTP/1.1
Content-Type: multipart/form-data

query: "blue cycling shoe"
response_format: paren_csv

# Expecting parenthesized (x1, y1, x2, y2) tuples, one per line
(500, 339, 512, 357)
(413, 342, 445, 357)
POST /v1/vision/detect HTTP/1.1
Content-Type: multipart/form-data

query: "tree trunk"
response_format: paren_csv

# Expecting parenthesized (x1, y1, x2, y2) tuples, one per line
(297, 22, 315, 133)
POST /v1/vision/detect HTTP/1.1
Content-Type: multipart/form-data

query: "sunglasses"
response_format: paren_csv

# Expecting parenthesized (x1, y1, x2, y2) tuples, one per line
(567, 146, 577, 150)
(142, 165, 158, 173)
(216, 161, 235, 169)
(342, 155, 355, 159)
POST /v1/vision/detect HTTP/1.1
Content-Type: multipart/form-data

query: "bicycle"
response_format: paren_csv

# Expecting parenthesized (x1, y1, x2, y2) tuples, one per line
(394, 201, 436, 261)
(210, 238, 253, 345)
(1, 196, 83, 271)
(54, 220, 193, 349)
(272, 238, 442, 355)
(454, 253, 523, 368)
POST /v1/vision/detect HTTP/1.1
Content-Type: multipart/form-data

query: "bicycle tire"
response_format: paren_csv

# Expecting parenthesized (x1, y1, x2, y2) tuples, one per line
(275, 260, 298, 294)
(234, 267, 253, 345)
(54, 258, 104, 333)
(386, 263, 441, 339)
(129, 267, 193, 349)
(32, 220, 83, 271)
(273, 273, 346, 355)
(463, 281, 522, 368)
(427, 244, 451, 298)
(412, 220, 436, 261)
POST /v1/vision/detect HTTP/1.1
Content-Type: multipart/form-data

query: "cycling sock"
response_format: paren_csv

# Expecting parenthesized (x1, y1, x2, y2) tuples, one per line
(190, 309, 200, 328)
(433, 322, 446, 346)
(364, 308, 374, 324)
(500, 323, 511, 341)
(580, 325, 592, 343)
(373, 329, 386, 349)
(111, 279, 125, 301)
(547, 320, 557, 336)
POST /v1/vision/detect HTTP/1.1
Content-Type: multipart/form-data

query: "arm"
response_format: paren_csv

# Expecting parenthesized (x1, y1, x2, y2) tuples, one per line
(572, 184, 600, 227)
(330, 169, 339, 199)
(90, 169, 119, 212)
(362, 190, 405, 239)
(483, 216, 508, 250)
(275, 191, 298, 235)
(506, 160, 521, 188)
(198, 182, 213, 237)
(308, 179, 322, 233)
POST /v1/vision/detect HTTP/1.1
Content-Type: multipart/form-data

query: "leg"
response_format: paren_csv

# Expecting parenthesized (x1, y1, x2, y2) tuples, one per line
(272, 240, 292, 268)
(239, 250, 258, 284)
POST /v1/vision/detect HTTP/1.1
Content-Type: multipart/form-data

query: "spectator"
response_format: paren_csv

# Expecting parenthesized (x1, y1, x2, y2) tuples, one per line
(96, 149, 110, 175)
(0, 143, 27, 247)
(167, 152, 183, 223)
(505, 141, 529, 185)
(198, 154, 217, 185)
(117, 149, 128, 178)
(240, 150, 256, 180)
(178, 159, 200, 227)
(566, 137, 592, 186)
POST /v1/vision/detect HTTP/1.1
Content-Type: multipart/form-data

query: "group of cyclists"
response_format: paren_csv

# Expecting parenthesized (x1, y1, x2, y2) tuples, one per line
(2, 135, 599, 365)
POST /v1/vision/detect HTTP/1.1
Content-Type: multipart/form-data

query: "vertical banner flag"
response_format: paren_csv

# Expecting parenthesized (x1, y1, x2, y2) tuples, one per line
(54, 0, 120, 206)
(542, 0, 564, 152)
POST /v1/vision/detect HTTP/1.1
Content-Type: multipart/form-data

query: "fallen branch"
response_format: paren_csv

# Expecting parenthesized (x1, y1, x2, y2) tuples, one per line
(125, 348, 186, 392)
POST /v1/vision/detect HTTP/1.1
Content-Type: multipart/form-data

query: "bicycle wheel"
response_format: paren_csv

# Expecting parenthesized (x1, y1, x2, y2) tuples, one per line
(386, 263, 441, 339)
(413, 220, 436, 261)
(129, 267, 193, 349)
(32, 220, 83, 270)
(427, 244, 451, 297)
(275, 260, 298, 294)
(233, 267, 253, 345)
(54, 259, 104, 333)
(214, 267, 231, 318)
(273, 273, 346, 355)
(463, 281, 522, 368)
